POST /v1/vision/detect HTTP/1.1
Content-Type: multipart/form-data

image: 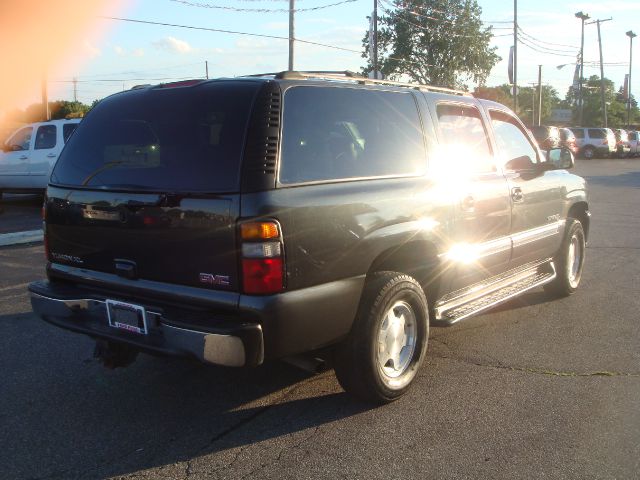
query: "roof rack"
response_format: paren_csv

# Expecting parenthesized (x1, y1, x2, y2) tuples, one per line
(241, 70, 471, 97)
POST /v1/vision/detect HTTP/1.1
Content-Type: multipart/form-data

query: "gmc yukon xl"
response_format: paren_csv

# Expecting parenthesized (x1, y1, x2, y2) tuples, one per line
(29, 72, 589, 403)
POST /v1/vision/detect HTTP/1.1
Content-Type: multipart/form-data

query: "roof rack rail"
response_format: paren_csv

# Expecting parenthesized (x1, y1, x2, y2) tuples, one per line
(240, 71, 471, 97)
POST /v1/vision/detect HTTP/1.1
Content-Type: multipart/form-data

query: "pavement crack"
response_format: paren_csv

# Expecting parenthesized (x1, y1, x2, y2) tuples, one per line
(434, 354, 640, 378)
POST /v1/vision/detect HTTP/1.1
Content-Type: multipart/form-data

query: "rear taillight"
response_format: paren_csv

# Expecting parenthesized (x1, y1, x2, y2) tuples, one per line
(240, 221, 284, 294)
(603, 139, 608, 145)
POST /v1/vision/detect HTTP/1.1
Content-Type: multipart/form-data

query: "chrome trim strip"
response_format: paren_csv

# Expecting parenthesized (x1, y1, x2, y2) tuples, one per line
(512, 220, 564, 248)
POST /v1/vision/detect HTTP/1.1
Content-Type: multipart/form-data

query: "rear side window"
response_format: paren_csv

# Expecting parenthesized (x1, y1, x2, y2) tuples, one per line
(63, 123, 78, 143)
(279, 87, 426, 184)
(588, 129, 605, 139)
(34, 125, 57, 150)
(51, 82, 259, 192)
(571, 128, 585, 139)
(435, 104, 494, 173)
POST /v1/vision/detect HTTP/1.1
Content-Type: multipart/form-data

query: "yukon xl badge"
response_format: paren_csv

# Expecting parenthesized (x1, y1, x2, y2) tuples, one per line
(50, 252, 84, 264)
(199, 273, 230, 287)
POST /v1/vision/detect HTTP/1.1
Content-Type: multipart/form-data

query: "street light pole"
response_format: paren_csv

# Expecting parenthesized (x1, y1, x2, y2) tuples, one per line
(627, 30, 636, 129)
(513, 0, 518, 114)
(288, 0, 295, 71)
(373, 0, 378, 78)
(575, 11, 590, 126)
(587, 18, 612, 128)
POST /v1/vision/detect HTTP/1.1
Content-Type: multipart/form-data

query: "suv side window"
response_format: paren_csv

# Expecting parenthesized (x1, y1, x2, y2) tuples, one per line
(7, 127, 33, 151)
(571, 128, 585, 139)
(588, 129, 605, 139)
(489, 110, 539, 165)
(34, 125, 57, 150)
(279, 87, 426, 184)
(435, 103, 494, 173)
(63, 123, 78, 143)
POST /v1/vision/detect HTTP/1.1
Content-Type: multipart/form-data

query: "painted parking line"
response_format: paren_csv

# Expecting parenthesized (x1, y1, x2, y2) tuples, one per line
(0, 230, 43, 247)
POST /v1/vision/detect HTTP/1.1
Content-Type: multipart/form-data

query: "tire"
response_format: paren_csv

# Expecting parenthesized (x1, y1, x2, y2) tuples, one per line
(582, 146, 595, 160)
(544, 219, 586, 297)
(333, 271, 429, 404)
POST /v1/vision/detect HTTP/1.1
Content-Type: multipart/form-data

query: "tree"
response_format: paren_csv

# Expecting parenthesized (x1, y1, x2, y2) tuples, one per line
(363, 0, 500, 89)
(50, 101, 91, 120)
(473, 84, 561, 124)
(565, 75, 639, 127)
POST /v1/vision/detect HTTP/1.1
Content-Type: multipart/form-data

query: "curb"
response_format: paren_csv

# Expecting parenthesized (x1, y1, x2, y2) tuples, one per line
(0, 230, 44, 247)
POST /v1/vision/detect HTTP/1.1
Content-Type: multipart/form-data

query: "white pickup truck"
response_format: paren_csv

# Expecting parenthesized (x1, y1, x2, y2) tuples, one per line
(0, 119, 81, 200)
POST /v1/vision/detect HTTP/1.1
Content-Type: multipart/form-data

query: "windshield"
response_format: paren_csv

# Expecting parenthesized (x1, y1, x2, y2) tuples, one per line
(51, 81, 260, 192)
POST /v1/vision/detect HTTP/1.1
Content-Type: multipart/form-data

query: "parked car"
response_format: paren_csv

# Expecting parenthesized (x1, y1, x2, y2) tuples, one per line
(559, 127, 579, 155)
(0, 118, 81, 200)
(29, 72, 588, 404)
(570, 127, 616, 159)
(613, 129, 631, 157)
(628, 131, 640, 157)
(529, 125, 561, 150)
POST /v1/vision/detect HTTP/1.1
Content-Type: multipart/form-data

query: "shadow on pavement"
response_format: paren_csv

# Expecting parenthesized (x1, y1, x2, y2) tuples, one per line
(0, 311, 370, 479)
(584, 171, 640, 189)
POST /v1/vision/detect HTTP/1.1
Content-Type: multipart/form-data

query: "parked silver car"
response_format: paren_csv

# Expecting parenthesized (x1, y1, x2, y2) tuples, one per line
(570, 127, 616, 159)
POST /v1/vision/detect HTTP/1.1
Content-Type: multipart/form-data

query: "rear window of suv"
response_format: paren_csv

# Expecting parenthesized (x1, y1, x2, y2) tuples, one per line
(279, 86, 426, 184)
(588, 129, 606, 139)
(51, 81, 259, 192)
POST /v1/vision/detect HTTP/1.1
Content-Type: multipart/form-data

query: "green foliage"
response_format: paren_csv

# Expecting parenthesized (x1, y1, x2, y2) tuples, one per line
(363, 0, 500, 89)
(50, 101, 91, 120)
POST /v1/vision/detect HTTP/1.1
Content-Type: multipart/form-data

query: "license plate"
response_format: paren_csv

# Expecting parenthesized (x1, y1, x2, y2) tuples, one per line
(106, 300, 148, 335)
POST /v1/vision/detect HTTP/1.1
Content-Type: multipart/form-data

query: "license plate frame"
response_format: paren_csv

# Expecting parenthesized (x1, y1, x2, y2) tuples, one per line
(106, 299, 148, 335)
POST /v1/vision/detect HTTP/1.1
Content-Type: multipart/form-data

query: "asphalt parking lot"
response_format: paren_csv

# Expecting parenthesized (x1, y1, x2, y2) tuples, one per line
(1, 158, 639, 479)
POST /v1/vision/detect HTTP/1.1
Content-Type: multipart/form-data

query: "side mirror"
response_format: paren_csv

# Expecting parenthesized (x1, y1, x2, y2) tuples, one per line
(505, 155, 535, 172)
(546, 147, 574, 170)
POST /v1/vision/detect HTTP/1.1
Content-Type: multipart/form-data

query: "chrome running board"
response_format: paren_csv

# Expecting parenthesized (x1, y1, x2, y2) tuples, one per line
(434, 259, 556, 326)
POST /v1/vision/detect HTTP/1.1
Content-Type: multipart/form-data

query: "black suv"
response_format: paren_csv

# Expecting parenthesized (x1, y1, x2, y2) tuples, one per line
(29, 72, 589, 403)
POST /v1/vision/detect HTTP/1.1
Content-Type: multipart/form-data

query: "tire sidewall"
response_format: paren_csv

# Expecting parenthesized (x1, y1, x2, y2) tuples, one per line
(562, 221, 586, 293)
(363, 276, 429, 400)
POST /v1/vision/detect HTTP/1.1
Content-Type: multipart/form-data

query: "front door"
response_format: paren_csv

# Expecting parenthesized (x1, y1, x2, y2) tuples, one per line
(0, 126, 34, 187)
(29, 124, 59, 187)
(488, 109, 564, 267)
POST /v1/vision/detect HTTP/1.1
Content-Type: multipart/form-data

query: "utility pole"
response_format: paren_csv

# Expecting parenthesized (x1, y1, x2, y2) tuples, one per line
(41, 71, 49, 121)
(288, 0, 294, 71)
(513, 0, 518, 114)
(575, 11, 590, 125)
(537, 65, 543, 126)
(627, 31, 636, 129)
(73, 77, 78, 103)
(587, 18, 612, 127)
(373, 0, 378, 78)
(205, 60, 209, 79)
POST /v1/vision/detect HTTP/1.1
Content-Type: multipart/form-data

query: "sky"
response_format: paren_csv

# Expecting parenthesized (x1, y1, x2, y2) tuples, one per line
(11, 0, 640, 108)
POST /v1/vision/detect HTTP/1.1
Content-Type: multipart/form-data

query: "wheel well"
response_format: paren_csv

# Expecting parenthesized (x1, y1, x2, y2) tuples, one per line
(366, 241, 440, 299)
(568, 202, 590, 241)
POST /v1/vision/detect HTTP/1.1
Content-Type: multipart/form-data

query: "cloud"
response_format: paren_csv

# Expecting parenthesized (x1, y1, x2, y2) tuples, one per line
(114, 45, 125, 56)
(83, 40, 101, 59)
(152, 36, 192, 54)
(132, 48, 145, 57)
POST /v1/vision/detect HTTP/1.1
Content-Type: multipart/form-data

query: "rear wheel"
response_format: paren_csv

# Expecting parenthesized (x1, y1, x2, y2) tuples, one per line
(333, 272, 429, 404)
(545, 219, 586, 297)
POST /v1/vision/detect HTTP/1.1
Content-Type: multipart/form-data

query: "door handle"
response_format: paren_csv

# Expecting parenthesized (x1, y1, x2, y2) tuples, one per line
(461, 195, 475, 212)
(511, 187, 524, 202)
(19, 155, 28, 160)
(46, 153, 57, 158)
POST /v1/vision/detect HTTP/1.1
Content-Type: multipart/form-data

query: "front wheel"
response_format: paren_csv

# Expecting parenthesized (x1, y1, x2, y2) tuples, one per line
(582, 146, 595, 159)
(545, 219, 586, 297)
(333, 272, 429, 404)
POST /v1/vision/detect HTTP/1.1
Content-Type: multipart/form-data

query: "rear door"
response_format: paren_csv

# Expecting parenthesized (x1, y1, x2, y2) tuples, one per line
(29, 123, 58, 186)
(46, 80, 261, 291)
(427, 97, 512, 291)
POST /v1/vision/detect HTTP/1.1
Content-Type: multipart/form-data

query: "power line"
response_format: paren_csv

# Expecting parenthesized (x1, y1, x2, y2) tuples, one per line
(517, 26, 578, 51)
(99, 16, 362, 54)
(169, 0, 357, 13)
(517, 37, 576, 58)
